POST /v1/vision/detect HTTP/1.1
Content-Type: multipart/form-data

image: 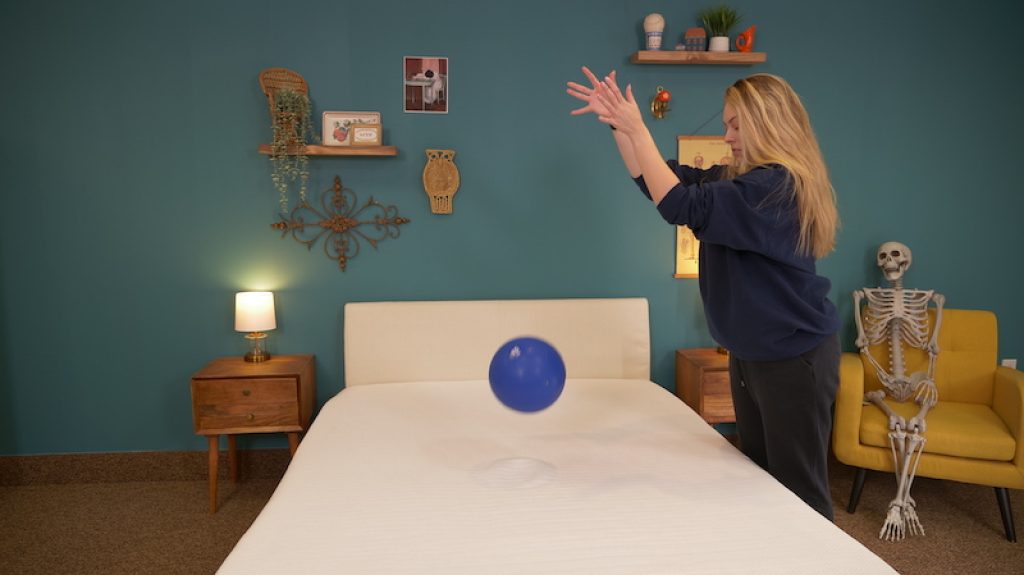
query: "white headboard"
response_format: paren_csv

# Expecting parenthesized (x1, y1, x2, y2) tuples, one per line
(343, 298, 651, 386)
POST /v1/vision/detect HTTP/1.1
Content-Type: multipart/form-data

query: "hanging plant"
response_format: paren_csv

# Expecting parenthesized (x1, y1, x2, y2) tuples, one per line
(269, 89, 316, 212)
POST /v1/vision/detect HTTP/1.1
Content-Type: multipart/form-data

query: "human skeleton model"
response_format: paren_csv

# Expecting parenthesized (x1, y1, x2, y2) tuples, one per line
(853, 242, 945, 541)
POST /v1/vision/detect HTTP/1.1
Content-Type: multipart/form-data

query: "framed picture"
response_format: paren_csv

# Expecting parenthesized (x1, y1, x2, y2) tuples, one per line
(323, 111, 381, 146)
(403, 56, 448, 114)
(349, 123, 382, 146)
(675, 135, 733, 278)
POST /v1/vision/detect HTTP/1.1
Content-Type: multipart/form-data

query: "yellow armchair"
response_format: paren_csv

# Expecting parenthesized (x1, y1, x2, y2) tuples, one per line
(833, 308, 1024, 541)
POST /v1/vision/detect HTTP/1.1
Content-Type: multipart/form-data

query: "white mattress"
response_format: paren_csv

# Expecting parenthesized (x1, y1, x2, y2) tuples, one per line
(219, 379, 896, 574)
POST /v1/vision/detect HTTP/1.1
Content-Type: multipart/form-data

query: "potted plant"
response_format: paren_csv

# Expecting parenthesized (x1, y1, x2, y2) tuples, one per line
(268, 88, 316, 213)
(698, 5, 741, 52)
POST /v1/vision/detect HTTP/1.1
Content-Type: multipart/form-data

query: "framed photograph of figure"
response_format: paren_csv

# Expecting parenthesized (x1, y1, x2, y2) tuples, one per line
(674, 136, 733, 278)
(323, 111, 381, 146)
(404, 56, 448, 114)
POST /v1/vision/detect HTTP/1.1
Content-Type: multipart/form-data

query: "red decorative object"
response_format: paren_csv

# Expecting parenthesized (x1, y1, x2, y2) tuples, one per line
(651, 86, 672, 119)
(735, 26, 757, 52)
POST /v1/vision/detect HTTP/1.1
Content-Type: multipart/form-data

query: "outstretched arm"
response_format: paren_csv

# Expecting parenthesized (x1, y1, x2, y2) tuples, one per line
(593, 74, 680, 204)
(567, 67, 641, 177)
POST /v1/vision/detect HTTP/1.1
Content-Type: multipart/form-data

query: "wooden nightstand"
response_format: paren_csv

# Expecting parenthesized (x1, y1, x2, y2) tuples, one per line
(675, 348, 734, 424)
(190, 354, 315, 512)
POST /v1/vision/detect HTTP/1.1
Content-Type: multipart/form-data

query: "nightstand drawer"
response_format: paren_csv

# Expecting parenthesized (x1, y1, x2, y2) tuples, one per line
(192, 378, 300, 434)
(702, 395, 736, 422)
(675, 348, 735, 424)
(702, 370, 731, 395)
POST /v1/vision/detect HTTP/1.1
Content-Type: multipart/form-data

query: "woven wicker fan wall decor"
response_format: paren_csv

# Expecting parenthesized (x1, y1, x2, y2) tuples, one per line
(258, 68, 309, 121)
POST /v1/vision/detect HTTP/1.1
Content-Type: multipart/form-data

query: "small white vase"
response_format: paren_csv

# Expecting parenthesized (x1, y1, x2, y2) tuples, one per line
(708, 36, 730, 52)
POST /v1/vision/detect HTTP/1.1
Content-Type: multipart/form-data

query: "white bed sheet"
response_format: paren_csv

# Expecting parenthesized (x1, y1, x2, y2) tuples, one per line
(219, 379, 896, 574)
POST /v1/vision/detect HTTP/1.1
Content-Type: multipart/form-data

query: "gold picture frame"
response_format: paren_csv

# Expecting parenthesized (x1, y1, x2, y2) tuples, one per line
(674, 136, 733, 278)
(349, 123, 382, 146)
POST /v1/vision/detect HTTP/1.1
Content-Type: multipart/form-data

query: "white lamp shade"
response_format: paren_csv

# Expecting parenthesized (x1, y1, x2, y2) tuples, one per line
(235, 292, 277, 332)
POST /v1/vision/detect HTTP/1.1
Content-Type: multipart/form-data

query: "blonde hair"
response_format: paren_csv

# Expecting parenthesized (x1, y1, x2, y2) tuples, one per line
(723, 74, 838, 258)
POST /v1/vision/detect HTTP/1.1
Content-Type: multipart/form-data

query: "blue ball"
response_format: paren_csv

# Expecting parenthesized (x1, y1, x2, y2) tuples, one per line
(488, 337, 566, 412)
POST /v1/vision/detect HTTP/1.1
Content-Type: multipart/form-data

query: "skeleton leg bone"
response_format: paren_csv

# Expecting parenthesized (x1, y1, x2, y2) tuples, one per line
(899, 388, 933, 537)
(901, 431, 927, 536)
(881, 424, 908, 541)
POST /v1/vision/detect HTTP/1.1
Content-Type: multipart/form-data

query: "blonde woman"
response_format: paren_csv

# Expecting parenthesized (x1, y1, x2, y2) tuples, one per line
(568, 69, 841, 520)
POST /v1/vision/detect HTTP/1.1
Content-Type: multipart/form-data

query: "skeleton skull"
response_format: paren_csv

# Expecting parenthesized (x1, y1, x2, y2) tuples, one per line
(878, 241, 912, 283)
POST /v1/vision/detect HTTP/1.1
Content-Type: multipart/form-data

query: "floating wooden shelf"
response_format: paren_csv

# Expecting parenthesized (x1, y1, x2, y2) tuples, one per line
(258, 144, 398, 157)
(631, 51, 766, 65)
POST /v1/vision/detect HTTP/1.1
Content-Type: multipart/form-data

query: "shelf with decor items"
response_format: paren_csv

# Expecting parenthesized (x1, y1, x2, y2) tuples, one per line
(257, 144, 398, 157)
(631, 51, 766, 65)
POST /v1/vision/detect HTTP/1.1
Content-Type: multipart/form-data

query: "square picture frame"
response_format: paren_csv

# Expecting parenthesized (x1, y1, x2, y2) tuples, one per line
(403, 56, 448, 114)
(322, 111, 382, 146)
(675, 135, 733, 278)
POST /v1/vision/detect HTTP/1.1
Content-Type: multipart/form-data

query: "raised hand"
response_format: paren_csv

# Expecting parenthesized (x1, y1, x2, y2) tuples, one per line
(592, 73, 644, 136)
(567, 66, 615, 119)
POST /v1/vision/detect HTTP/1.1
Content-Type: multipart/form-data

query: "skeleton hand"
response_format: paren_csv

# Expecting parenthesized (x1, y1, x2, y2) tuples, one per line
(912, 378, 938, 407)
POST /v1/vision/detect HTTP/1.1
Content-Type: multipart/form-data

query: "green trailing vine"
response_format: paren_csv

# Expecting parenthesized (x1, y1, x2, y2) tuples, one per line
(269, 89, 316, 213)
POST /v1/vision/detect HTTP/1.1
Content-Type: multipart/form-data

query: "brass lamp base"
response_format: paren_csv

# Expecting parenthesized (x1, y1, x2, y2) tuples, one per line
(244, 332, 271, 363)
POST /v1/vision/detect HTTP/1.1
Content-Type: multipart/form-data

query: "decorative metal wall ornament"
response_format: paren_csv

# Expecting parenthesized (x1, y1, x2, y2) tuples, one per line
(271, 175, 410, 271)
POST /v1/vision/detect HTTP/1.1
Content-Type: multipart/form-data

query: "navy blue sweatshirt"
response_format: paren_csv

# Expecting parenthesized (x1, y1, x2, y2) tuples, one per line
(634, 160, 838, 361)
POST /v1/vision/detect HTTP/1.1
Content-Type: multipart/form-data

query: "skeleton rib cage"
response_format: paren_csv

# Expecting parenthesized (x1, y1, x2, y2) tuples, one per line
(861, 288, 935, 350)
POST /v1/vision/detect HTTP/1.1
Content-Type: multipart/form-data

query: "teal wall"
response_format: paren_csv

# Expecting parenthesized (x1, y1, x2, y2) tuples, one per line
(2, 0, 1022, 455)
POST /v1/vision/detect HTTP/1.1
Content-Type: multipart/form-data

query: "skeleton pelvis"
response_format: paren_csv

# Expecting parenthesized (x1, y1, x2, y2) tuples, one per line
(879, 371, 932, 402)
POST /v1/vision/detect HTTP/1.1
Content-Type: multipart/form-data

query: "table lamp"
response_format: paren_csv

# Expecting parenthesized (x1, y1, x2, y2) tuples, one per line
(235, 291, 276, 363)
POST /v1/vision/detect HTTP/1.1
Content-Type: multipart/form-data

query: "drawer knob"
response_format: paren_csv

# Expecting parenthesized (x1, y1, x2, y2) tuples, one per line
(247, 413, 255, 421)
(242, 389, 251, 396)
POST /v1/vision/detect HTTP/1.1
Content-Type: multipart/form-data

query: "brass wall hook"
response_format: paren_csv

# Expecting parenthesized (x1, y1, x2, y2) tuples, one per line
(651, 86, 672, 119)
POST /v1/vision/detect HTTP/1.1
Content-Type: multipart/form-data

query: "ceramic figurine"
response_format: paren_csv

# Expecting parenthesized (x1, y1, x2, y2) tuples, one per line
(643, 13, 665, 50)
(684, 28, 707, 51)
(735, 25, 756, 52)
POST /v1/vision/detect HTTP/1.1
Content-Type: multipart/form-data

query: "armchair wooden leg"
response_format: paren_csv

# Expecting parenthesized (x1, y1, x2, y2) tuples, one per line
(995, 487, 1017, 542)
(847, 467, 867, 513)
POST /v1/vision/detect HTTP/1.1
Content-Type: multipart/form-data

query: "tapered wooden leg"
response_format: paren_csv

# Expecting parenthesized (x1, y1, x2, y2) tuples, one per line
(287, 432, 299, 457)
(207, 435, 219, 513)
(228, 435, 238, 483)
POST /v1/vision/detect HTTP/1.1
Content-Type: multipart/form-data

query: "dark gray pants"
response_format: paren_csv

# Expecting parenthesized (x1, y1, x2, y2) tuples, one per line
(728, 334, 840, 520)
